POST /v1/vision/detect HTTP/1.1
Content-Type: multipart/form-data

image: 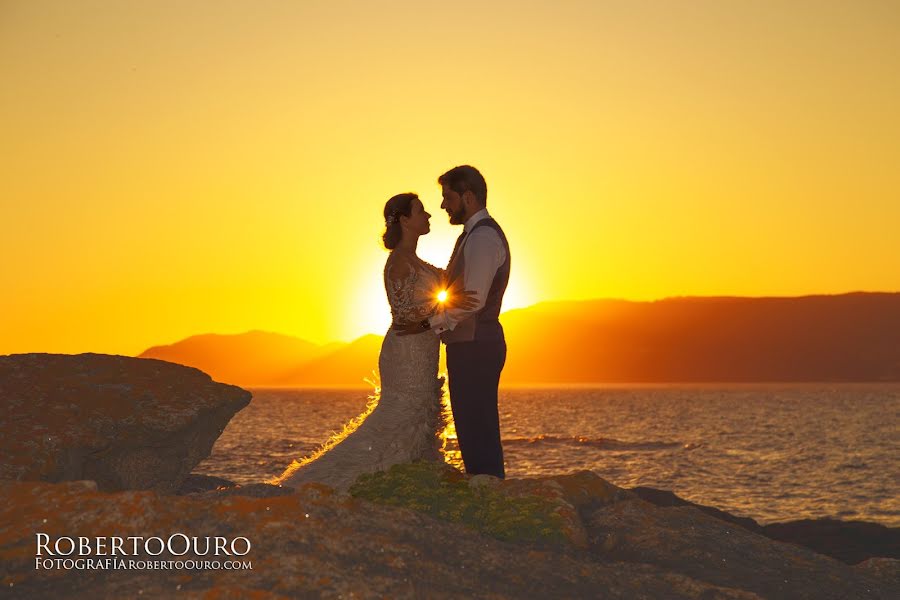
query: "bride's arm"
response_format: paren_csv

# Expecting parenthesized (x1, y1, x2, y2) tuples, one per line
(384, 257, 422, 326)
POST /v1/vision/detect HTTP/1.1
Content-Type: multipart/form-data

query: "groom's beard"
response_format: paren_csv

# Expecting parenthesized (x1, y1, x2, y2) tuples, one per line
(448, 206, 466, 224)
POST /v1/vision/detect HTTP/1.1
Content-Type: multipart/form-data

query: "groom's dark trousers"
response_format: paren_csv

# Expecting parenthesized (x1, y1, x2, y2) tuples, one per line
(441, 216, 510, 479)
(446, 335, 506, 478)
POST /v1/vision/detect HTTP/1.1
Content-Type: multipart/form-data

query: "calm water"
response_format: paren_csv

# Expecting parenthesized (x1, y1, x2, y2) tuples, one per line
(194, 384, 900, 527)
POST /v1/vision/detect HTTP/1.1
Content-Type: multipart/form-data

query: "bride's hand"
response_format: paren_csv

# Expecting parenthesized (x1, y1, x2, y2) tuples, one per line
(441, 289, 478, 311)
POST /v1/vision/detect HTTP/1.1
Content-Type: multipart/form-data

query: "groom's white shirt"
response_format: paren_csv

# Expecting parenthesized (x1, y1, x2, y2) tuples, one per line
(429, 208, 507, 335)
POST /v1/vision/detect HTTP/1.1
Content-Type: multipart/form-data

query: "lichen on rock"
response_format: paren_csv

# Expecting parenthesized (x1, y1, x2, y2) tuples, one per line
(349, 461, 581, 546)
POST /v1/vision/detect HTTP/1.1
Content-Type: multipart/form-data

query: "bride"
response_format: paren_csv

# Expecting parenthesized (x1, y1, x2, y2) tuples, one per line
(272, 192, 474, 491)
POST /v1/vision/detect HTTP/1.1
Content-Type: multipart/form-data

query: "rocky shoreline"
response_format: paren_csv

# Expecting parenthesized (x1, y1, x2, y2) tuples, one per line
(1, 353, 897, 598)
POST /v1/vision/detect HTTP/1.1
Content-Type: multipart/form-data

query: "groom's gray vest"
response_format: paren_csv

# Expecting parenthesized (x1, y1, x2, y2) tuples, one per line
(441, 218, 510, 345)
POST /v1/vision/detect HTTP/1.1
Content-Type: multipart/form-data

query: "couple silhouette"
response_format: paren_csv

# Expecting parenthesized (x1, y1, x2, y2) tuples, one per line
(274, 165, 510, 491)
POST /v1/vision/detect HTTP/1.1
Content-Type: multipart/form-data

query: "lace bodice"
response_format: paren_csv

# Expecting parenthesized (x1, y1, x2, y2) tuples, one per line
(384, 255, 446, 326)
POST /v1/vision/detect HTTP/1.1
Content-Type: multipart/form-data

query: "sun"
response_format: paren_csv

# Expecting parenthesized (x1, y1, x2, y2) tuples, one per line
(349, 254, 534, 339)
(500, 277, 532, 311)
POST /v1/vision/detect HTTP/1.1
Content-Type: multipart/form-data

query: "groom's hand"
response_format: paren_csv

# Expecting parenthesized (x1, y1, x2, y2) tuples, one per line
(443, 288, 478, 312)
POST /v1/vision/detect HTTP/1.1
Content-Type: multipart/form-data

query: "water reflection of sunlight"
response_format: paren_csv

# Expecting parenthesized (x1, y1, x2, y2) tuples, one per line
(438, 373, 463, 471)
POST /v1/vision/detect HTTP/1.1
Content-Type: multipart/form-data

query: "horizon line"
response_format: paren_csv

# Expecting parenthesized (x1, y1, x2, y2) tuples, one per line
(162, 289, 900, 347)
(3, 289, 897, 358)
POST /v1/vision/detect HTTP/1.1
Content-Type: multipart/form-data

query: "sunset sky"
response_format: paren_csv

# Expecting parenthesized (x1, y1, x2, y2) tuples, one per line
(2, 0, 898, 356)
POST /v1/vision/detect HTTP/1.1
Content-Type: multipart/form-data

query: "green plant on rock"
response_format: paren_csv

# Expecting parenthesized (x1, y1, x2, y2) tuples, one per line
(349, 462, 569, 545)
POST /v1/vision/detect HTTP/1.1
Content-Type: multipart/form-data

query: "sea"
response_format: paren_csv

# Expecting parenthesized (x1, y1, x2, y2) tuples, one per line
(193, 383, 900, 527)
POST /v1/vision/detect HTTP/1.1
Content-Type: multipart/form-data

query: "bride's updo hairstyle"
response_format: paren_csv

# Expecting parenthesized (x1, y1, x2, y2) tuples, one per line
(382, 193, 417, 249)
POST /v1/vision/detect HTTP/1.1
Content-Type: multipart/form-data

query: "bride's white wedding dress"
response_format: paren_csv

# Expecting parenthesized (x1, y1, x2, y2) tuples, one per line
(274, 256, 448, 491)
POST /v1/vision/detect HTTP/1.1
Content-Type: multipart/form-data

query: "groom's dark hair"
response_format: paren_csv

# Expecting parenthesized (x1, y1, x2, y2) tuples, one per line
(439, 165, 487, 206)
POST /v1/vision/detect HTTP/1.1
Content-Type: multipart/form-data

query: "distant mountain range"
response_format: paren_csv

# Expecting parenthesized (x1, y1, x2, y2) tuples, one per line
(137, 292, 900, 386)
(138, 331, 342, 386)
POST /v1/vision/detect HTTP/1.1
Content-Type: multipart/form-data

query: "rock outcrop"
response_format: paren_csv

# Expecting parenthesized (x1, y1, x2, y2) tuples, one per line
(631, 486, 900, 566)
(348, 463, 897, 599)
(1, 467, 897, 599)
(1, 353, 896, 598)
(0, 353, 251, 493)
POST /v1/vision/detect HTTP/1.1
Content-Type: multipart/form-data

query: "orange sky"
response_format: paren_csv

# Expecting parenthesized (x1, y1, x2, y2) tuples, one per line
(1, 1, 898, 356)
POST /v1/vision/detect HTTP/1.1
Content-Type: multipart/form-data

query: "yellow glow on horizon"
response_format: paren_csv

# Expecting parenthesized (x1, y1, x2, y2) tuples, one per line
(1, 1, 898, 356)
(437, 290, 448, 304)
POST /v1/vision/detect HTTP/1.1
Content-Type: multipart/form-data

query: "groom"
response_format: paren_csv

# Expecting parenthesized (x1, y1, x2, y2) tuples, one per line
(401, 165, 510, 478)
